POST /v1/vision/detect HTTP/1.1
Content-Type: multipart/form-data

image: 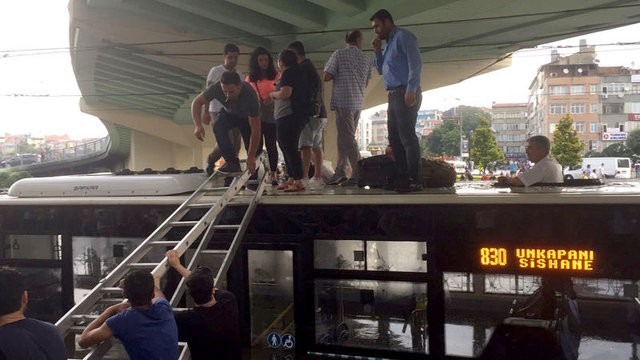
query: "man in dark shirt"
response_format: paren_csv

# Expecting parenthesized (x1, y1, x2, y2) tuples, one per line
(0, 268, 67, 360)
(192, 71, 261, 174)
(166, 250, 241, 360)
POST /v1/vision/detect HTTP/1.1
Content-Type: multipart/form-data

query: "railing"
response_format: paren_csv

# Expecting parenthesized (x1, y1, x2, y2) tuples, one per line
(40, 136, 109, 163)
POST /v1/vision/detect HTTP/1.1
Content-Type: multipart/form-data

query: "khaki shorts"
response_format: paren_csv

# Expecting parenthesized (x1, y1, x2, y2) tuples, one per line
(299, 117, 327, 148)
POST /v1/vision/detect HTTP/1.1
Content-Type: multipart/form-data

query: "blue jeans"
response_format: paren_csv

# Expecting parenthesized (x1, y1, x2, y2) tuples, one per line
(213, 110, 261, 163)
(387, 88, 422, 182)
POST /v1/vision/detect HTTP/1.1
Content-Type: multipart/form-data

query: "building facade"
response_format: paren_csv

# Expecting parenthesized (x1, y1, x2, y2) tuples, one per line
(528, 42, 640, 153)
(490, 103, 528, 160)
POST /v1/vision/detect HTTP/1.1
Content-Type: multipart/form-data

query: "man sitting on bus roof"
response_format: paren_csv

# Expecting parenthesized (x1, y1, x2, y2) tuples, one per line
(497, 135, 563, 186)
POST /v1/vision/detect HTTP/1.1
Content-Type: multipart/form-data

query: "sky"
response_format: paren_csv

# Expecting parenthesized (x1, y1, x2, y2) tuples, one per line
(1, 1, 640, 139)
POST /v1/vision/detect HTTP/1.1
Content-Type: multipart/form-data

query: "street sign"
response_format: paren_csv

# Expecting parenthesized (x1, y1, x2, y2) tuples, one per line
(601, 132, 627, 141)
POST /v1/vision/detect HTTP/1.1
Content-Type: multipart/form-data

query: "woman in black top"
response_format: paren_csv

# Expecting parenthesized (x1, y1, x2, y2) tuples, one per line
(270, 49, 309, 192)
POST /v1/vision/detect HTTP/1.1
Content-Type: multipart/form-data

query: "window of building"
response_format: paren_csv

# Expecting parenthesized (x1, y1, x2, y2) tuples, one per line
(590, 104, 599, 114)
(602, 103, 624, 114)
(575, 122, 585, 133)
(570, 85, 585, 95)
(624, 102, 640, 113)
(590, 85, 598, 94)
(603, 83, 625, 94)
(549, 104, 567, 114)
(550, 123, 557, 133)
(632, 84, 640, 95)
(590, 122, 598, 133)
(570, 103, 585, 114)
(549, 85, 568, 96)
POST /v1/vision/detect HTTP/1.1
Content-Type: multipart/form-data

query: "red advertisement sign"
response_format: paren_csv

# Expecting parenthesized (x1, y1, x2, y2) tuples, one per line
(629, 113, 640, 121)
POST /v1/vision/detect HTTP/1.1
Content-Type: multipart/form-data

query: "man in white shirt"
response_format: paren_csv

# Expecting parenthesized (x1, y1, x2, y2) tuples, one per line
(498, 135, 563, 186)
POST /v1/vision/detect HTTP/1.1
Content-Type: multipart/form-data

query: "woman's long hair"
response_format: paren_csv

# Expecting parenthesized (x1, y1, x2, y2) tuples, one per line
(248, 47, 277, 82)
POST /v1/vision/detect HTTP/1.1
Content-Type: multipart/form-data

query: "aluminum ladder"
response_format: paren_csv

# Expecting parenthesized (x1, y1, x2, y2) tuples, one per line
(57, 159, 268, 360)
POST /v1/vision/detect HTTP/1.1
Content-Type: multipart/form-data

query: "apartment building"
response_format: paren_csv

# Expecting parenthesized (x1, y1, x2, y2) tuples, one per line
(528, 40, 640, 153)
(490, 103, 528, 160)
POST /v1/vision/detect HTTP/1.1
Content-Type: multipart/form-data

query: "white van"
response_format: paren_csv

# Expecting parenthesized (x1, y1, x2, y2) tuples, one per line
(563, 157, 632, 179)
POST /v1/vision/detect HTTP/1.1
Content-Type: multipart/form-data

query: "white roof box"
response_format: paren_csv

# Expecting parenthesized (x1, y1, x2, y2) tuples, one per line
(8, 172, 208, 197)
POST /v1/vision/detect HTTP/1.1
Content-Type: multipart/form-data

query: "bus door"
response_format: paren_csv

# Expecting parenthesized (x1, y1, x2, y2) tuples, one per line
(246, 246, 297, 359)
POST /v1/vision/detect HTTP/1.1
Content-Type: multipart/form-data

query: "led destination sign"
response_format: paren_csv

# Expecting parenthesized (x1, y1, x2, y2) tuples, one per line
(480, 247, 595, 272)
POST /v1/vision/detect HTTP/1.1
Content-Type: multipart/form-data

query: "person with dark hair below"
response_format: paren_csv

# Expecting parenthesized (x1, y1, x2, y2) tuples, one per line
(371, 9, 424, 193)
(165, 250, 241, 360)
(78, 270, 178, 360)
(192, 71, 262, 174)
(287, 40, 328, 190)
(197, 43, 243, 175)
(270, 49, 309, 192)
(497, 135, 563, 186)
(324, 29, 372, 187)
(246, 47, 281, 186)
(0, 268, 67, 360)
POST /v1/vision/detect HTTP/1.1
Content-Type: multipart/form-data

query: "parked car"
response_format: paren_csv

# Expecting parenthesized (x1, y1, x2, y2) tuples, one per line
(0, 154, 41, 168)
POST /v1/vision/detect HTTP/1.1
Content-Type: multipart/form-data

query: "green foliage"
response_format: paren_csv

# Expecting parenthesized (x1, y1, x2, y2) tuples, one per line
(469, 118, 504, 170)
(551, 115, 584, 168)
(424, 120, 461, 156)
(600, 142, 634, 158)
(16, 143, 39, 154)
(457, 105, 492, 134)
(0, 170, 32, 189)
(626, 129, 640, 156)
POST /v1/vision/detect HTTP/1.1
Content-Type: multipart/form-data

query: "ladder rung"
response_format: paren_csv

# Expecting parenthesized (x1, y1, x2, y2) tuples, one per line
(200, 249, 228, 255)
(212, 224, 240, 230)
(100, 287, 123, 294)
(149, 241, 180, 246)
(202, 187, 228, 192)
(98, 298, 126, 304)
(168, 221, 198, 227)
(128, 263, 159, 268)
(72, 314, 99, 321)
(187, 203, 217, 209)
(69, 325, 87, 333)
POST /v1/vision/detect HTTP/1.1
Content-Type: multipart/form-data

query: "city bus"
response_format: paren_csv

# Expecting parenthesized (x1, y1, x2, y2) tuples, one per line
(2, 172, 640, 359)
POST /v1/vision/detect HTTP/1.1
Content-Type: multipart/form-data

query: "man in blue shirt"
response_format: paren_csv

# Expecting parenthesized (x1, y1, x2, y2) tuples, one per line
(78, 270, 179, 360)
(371, 9, 423, 192)
(0, 269, 67, 360)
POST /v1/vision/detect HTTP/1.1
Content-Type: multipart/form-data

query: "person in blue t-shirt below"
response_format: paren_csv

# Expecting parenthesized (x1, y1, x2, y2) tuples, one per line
(0, 268, 67, 360)
(78, 270, 179, 360)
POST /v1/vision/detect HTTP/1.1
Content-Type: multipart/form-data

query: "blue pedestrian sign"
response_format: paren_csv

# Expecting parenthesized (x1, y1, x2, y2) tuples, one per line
(267, 332, 281, 348)
(282, 333, 295, 349)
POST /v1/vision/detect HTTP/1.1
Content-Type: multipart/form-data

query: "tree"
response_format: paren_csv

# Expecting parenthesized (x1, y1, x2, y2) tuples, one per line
(626, 129, 640, 156)
(424, 120, 460, 156)
(469, 118, 504, 170)
(600, 142, 633, 158)
(551, 114, 584, 168)
(457, 105, 492, 134)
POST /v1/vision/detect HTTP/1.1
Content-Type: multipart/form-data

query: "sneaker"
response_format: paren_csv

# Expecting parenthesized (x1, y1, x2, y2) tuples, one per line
(205, 153, 216, 175)
(327, 175, 347, 186)
(218, 161, 241, 174)
(339, 178, 358, 187)
(308, 177, 325, 190)
(205, 163, 214, 176)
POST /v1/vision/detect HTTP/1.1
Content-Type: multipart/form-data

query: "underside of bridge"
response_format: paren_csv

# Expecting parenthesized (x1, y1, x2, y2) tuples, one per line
(68, 0, 640, 171)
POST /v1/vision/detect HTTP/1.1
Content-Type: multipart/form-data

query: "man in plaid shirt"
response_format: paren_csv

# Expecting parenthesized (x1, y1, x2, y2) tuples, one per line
(324, 30, 372, 186)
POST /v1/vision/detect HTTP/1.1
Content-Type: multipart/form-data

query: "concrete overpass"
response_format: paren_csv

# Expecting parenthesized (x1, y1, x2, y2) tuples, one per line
(68, 0, 640, 171)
